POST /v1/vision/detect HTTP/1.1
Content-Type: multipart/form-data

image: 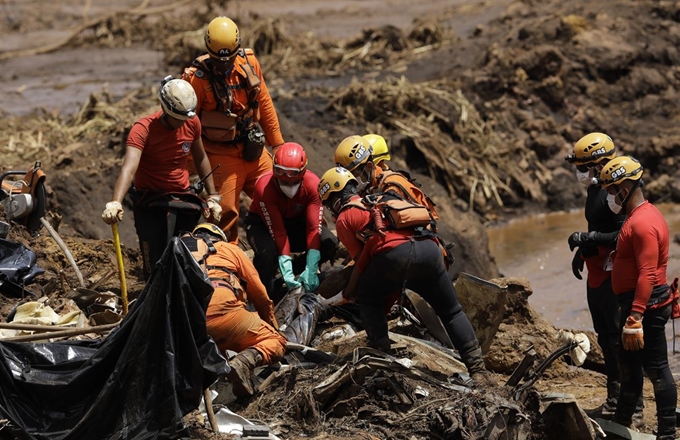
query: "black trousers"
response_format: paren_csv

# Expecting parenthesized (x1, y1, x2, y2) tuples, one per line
(615, 302, 677, 436)
(246, 214, 338, 298)
(587, 276, 621, 400)
(356, 238, 480, 357)
(132, 205, 201, 280)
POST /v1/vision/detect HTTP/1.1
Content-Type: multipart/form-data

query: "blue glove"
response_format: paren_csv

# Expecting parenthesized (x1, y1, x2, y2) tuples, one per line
(299, 249, 321, 292)
(278, 255, 301, 290)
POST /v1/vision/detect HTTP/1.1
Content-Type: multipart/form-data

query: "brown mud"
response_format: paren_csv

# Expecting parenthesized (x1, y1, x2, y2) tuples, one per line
(1, 0, 680, 438)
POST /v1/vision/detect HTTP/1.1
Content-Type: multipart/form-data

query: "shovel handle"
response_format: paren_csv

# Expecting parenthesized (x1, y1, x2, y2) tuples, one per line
(111, 223, 128, 315)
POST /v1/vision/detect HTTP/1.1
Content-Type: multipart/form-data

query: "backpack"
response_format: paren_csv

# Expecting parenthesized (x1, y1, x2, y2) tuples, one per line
(342, 193, 434, 242)
(374, 170, 439, 221)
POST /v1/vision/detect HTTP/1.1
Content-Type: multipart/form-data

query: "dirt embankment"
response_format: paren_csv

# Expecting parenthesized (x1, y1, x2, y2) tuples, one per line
(1, 0, 679, 438)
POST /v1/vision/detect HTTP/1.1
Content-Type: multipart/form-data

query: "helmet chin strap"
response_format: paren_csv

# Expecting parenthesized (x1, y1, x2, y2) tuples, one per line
(618, 180, 640, 212)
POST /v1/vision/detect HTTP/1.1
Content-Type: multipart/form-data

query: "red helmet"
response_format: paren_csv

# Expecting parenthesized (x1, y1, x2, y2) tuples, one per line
(274, 142, 307, 182)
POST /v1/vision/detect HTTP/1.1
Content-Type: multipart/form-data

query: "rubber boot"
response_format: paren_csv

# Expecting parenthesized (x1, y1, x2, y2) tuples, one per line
(601, 381, 620, 418)
(462, 347, 498, 388)
(226, 348, 263, 397)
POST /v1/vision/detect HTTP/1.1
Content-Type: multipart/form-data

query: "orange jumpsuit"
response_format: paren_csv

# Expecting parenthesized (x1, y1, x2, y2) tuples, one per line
(183, 49, 285, 243)
(204, 240, 286, 364)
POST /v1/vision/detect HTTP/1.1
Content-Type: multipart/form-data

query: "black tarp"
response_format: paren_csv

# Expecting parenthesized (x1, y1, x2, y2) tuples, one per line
(0, 238, 228, 439)
(0, 238, 44, 297)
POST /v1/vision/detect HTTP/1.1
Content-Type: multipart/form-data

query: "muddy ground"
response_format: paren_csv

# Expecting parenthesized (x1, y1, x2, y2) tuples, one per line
(2, 0, 680, 438)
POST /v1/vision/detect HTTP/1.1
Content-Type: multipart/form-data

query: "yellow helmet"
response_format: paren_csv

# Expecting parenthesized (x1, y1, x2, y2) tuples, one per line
(318, 167, 357, 203)
(566, 132, 616, 166)
(193, 223, 227, 242)
(205, 17, 241, 61)
(598, 155, 644, 189)
(334, 135, 372, 172)
(362, 134, 390, 163)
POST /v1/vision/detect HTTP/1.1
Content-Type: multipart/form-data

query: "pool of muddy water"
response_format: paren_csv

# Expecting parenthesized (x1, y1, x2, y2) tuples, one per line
(488, 204, 680, 363)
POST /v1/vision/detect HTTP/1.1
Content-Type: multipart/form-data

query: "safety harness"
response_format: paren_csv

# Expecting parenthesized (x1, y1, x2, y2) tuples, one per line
(192, 48, 262, 143)
(180, 232, 247, 301)
(374, 170, 439, 221)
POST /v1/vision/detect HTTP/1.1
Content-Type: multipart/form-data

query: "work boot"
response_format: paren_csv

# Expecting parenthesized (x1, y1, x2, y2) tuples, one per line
(631, 410, 645, 430)
(601, 397, 617, 418)
(462, 347, 498, 388)
(226, 348, 263, 398)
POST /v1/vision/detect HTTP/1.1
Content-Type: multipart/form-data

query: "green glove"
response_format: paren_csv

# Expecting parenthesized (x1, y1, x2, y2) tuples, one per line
(299, 249, 321, 292)
(278, 255, 301, 290)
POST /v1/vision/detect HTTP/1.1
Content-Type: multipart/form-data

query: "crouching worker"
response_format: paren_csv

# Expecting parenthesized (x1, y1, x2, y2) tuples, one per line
(181, 223, 287, 397)
(318, 167, 495, 387)
(246, 142, 337, 298)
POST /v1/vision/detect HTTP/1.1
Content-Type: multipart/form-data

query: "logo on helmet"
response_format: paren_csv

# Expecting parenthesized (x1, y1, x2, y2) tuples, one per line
(350, 145, 367, 159)
(319, 182, 331, 198)
(592, 147, 606, 156)
(611, 166, 627, 180)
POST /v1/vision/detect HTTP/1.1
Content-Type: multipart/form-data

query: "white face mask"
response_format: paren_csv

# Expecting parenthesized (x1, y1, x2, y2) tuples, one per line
(607, 192, 623, 214)
(576, 169, 596, 186)
(279, 182, 301, 198)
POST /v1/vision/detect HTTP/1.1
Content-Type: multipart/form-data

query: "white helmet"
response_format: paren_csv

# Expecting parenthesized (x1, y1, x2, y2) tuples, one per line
(159, 76, 197, 120)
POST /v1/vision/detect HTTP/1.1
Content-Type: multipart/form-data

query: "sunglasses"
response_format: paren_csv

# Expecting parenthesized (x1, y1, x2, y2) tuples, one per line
(274, 164, 305, 179)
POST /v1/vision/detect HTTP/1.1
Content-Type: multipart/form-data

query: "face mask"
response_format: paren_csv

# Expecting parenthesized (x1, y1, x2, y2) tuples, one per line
(576, 169, 596, 186)
(279, 182, 301, 198)
(607, 192, 623, 214)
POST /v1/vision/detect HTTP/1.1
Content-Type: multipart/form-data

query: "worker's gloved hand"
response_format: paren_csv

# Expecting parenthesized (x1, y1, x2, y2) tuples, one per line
(278, 255, 301, 290)
(571, 249, 584, 280)
(568, 231, 598, 251)
(622, 315, 644, 351)
(206, 194, 223, 222)
(298, 249, 321, 292)
(102, 201, 124, 225)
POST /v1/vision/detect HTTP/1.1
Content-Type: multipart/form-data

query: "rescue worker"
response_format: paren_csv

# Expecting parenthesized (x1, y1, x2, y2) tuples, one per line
(318, 167, 495, 387)
(102, 77, 221, 279)
(599, 156, 677, 439)
(246, 142, 338, 298)
(183, 16, 285, 243)
(334, 135, 438, 220)
(565, 133, 627, 418)
(182, 223, 286, 397)
(362, 134, 391, 171)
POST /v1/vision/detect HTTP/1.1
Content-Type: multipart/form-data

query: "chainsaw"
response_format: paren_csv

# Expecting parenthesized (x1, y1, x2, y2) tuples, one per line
(0, 161, 47, 233)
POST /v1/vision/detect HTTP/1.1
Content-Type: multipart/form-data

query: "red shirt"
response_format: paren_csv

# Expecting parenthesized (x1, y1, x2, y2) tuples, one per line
(336, 196, 414, 273)
(127, 110, 201, 192)
(249, 171, 323, 256)
(612, 201, 669, 314)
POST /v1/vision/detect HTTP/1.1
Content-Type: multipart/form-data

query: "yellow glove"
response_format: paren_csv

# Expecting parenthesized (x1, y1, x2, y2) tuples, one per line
(622, 315, 644, 351)
(101, 201, 124, 225)
(206, 194, 223, 222)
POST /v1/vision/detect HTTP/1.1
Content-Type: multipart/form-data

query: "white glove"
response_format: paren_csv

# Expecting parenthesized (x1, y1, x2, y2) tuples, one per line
(206, 194, 223, 222)
(102, 201, 124, 225)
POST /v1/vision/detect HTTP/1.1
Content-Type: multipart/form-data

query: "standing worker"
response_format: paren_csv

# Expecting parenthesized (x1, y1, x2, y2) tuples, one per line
(182, 223, 286, 397)
(599, 156, 677, 439)
(318, 167, 495, 387)
(246, 142, 337, 298)
(565, 133, 628, 418)
(362, 134, 391, 171)
(102, 77, 221, 279)
(183, 16, 285, 243)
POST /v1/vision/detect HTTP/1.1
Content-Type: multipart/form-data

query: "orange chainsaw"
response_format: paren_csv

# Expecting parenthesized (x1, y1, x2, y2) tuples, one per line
(0, 161, 47, 233)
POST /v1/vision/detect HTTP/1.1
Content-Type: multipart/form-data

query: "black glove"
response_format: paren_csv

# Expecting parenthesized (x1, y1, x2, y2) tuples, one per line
(568, 231, 595, 251)
(571, 249, 584, 280)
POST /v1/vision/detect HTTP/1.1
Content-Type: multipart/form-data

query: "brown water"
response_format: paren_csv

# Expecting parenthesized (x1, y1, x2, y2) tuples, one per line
(488, 203, 680, 356)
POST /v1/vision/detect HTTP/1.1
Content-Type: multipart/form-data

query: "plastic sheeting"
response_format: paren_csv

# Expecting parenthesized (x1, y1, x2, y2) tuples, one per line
(0, 238, 228, 439)
(0, 238, 44, 297)
(276, 289, 332, 346)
